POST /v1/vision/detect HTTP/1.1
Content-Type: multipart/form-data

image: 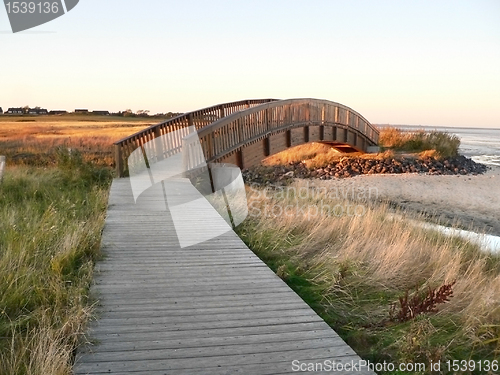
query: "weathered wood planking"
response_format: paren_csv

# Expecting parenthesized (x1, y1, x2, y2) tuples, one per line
(74, 178, 375, 374)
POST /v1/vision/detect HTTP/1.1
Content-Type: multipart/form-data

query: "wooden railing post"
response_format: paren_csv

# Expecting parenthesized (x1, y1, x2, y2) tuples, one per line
(154, 127, 161, 138)
(265, 108, 269, 132)
(114, 144, 123, 177)
(236, 149, 243, 169)
(263, 138, 270, 157)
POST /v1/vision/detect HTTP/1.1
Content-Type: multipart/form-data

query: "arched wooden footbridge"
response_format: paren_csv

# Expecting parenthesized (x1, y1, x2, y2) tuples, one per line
(114, 98, 379, 176)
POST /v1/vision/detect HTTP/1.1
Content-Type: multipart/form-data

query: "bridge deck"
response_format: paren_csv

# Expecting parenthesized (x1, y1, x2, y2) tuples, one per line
(74, 178, 374, 374)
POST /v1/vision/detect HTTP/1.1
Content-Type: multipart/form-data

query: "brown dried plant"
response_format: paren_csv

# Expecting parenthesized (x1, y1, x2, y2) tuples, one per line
(390, 281, 456, 322)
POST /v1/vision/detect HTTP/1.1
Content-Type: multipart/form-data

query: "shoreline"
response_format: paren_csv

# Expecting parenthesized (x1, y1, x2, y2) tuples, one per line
(310, 165, 500, 237)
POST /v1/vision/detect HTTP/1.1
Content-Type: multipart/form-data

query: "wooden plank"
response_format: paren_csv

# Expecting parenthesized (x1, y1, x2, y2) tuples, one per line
(95, 296, 305, 313)
(77, 337, 350, 363)
(269, 132, 287, 155)
(79, 330, 339, 354)
(86, 321, 330, 342)
(309, 125, 321, 142)
(290, 127, 305, 146)
(241, 140, 266, 168)
(85, 315, 325, 336)
(91, 306, 314, 325)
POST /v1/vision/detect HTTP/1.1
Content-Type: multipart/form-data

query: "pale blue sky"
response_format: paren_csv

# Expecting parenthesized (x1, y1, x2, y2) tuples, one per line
(1, 0, 499, 127)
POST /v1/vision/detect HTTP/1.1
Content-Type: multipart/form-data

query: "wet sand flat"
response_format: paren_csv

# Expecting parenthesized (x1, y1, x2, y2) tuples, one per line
(312, 166, 500, 236)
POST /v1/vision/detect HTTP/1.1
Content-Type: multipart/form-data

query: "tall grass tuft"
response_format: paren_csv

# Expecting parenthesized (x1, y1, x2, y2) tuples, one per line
(263, 142, 337, 166)
(0, 150, 111, 374)
(379, 127, 461, 158)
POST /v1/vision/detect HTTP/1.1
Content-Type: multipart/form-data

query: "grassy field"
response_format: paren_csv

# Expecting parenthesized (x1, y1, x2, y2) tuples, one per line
(0, 115, 163, 168)
(237, 181, 500, 373)
(0, 150, 112, 375)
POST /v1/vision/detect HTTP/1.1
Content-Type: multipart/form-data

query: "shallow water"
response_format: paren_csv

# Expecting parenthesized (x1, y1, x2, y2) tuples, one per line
(419, 221, 500, 254)
(469, 154, 500, 167)
(389, 213, 500, 254)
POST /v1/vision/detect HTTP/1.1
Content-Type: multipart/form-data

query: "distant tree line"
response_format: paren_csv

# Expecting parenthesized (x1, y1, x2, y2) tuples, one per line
(0, 105, 183, 118)
(112, 109, 183, 119)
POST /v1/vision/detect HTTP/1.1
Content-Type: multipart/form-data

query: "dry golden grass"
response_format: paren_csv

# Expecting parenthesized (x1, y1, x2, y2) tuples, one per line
(418, 149, 442, 159)
(262, 142, 337, 166)
(379, 127, 460, 158)
(0, 115, 156, 138)
(0, 115, 160, 168)
(262, 142, 396, 169)
(239, 180, 500, 364)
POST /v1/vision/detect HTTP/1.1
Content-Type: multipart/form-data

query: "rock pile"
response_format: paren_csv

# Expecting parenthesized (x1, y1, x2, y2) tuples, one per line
(242, 155, 487, 185)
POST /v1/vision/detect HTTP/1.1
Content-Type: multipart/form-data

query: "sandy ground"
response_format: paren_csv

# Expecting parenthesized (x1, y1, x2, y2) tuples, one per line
(311, 166, 500, 236)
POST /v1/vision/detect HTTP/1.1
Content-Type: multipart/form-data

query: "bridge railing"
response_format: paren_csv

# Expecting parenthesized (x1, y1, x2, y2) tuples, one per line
(114, 99, 278, 176)
(182, 99, 379, 171)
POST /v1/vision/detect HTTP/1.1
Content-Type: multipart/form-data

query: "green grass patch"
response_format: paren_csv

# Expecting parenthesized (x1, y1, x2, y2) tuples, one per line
(0, 149, 112, 374)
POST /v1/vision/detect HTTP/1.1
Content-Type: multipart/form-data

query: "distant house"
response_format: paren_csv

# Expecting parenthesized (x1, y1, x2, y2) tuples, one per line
(28, 108, 48, 115)
(75, 109, 89, 113)
(49, 110, 68, 115)
(92, 110, 110, 116)
(6, 107, 23, 114)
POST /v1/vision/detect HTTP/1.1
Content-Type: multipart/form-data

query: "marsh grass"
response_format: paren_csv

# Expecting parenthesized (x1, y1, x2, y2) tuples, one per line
(1, 135, 116, 167)
(237, 181, 500, 371)
(379, 127, 461, 158)
(0, 115, 160, 168)
(0, 150, 111, 374)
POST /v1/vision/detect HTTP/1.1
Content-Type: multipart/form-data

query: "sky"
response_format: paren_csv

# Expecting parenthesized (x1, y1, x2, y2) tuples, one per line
(1, 0, 499, 128)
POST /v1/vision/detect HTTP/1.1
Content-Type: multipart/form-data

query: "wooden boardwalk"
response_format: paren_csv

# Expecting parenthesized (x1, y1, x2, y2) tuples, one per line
(74, 178, 374, 374)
